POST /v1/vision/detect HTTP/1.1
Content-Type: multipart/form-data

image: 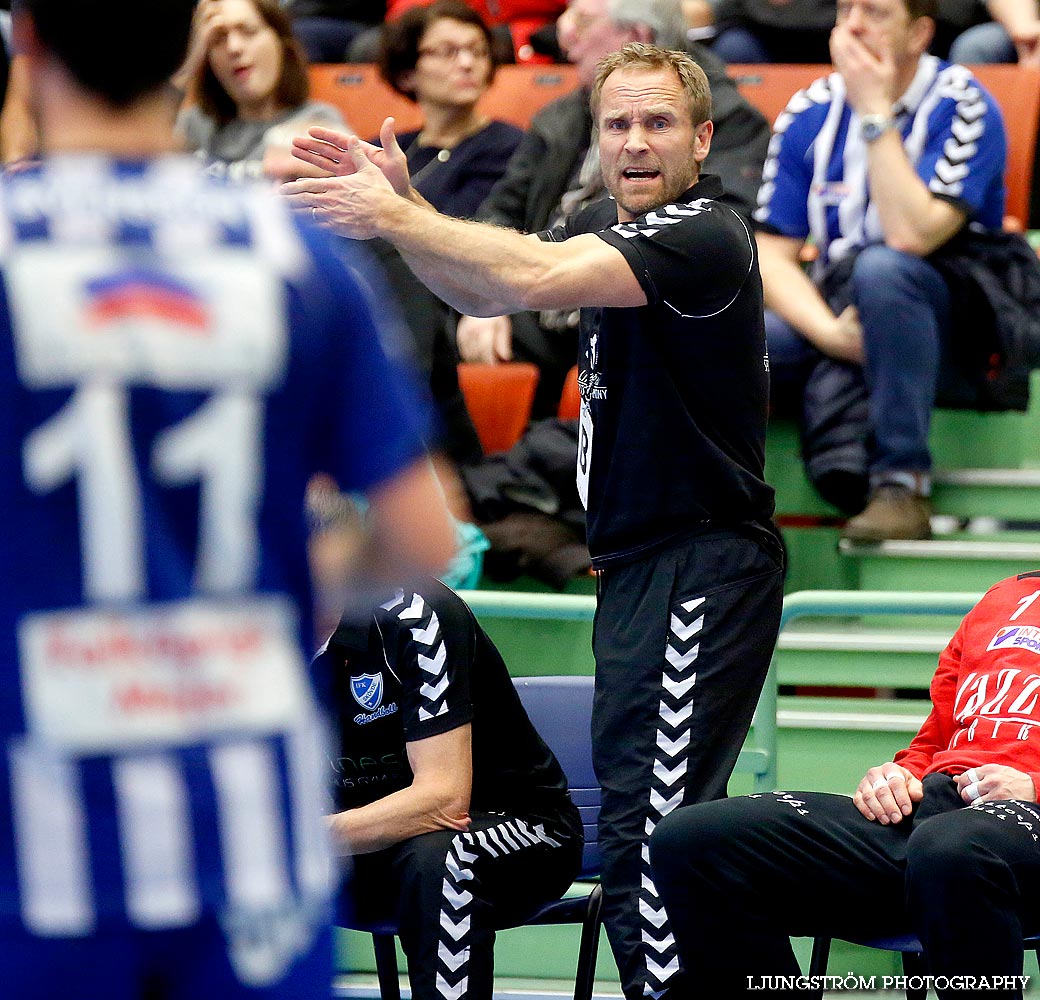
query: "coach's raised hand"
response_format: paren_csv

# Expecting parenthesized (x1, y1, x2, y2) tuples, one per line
(283, 131, 404, 240)
(290, 118, 413, 198)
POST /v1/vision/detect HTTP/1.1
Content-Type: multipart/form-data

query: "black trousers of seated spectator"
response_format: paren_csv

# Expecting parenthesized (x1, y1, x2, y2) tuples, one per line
(591, 529, 784, 1000)
(650, 774, 1040, 1000)
(344, 810, 581, 1000)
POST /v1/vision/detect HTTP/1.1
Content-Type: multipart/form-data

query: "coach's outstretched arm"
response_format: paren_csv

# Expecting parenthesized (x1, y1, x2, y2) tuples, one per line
(283, 122, 647, 318)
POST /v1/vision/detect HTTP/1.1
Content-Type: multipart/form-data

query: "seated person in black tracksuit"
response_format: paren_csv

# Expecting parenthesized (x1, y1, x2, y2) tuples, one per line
(316, 578, 583, 1000)
(649, 571, 1040, 999)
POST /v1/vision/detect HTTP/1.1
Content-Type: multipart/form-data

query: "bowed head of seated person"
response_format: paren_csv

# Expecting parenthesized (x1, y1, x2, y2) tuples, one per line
(177, 0, 346, 181)
(319, 578, 583, 1000)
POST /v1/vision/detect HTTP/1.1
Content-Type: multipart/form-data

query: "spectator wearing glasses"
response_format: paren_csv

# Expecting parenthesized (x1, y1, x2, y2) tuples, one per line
(359, 0, 525, 468)
(378, 0, 524, 220)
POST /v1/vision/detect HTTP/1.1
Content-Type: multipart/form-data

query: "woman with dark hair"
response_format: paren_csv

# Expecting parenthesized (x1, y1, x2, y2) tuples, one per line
(345, 0, 525, 470)
(377, 0, 522, 218)
(178, 0, 346, 181)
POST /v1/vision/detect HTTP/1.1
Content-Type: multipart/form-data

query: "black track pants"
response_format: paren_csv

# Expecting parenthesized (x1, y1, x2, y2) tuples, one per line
(650, 774, 1040, 999)
(346, 811, 581, 1000)
(592, 530, 784, 999)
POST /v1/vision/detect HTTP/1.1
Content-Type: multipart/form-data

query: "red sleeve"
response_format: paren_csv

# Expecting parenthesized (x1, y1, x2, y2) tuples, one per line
(385, 0, 426, 19)
(495, 0, 565, 18)
(894, 619, 965, 777)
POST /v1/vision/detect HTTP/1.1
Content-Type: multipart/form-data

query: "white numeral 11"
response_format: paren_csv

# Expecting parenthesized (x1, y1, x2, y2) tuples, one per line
(24, 383, 261, 602)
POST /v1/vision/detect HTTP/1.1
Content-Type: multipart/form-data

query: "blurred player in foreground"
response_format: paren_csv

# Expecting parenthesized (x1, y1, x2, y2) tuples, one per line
(0, 0, 454, 996)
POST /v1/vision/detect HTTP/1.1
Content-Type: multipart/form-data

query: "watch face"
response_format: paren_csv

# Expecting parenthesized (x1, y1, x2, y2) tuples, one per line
(862, 117, 892, 143)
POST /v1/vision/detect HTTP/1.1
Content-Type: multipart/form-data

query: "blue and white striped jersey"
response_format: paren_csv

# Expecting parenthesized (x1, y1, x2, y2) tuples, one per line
(754, 56, 1007, 271)
(0, 155, 429, 946)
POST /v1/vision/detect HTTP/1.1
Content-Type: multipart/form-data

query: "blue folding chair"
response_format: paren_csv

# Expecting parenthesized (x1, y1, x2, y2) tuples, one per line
(809, 935, 935, 1000)
(339, 675, 603, 1000)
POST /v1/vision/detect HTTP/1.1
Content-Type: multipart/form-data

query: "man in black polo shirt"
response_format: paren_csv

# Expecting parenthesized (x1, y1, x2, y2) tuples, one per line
(286, 43, 786, 1000)
(317, 578, 582, 1000)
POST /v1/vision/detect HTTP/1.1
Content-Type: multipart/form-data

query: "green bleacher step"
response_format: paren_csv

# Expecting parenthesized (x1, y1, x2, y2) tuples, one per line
(776, 629, 946, 689)
(777, 695, 928, 734)
(455, 590, 597, 678)
(773, 695, 931, 794)
(838, 537, 1040, 591)
(932, 467, 1040, 519)
(768, 371, 1040, 519)
(772, 462, 1040, 524)
(930, 409, 1040, 470)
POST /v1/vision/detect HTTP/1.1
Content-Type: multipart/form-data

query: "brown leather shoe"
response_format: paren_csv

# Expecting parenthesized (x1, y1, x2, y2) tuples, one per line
(841, 484, 932, 543)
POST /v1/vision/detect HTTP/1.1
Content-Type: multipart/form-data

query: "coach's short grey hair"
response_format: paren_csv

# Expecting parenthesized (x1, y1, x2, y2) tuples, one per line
(606, 0, 688, 50)
(591, 43, 712, 125)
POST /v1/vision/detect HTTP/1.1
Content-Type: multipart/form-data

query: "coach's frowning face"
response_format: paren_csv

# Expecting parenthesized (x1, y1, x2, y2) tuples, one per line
(597, 66, 712, 222)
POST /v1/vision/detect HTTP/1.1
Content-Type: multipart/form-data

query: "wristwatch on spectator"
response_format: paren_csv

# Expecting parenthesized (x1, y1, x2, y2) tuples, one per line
(861, 114, 896, 143)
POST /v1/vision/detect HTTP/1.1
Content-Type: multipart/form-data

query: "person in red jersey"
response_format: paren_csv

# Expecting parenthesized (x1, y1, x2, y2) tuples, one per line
(651, 571, 1040, 999)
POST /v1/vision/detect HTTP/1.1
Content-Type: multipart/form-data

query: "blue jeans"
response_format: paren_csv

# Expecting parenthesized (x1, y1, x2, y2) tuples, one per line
(767, 245, 953, 478)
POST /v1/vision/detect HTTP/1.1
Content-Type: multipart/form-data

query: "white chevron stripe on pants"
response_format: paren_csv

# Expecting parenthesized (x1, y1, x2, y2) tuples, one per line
(346, 810, 581, 1000)
(590, 530, 784, 1000)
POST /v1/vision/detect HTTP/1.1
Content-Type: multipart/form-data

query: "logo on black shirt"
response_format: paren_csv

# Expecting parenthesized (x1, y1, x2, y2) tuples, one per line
(350, 672, 384, 711)
(578, 369, 608, 401)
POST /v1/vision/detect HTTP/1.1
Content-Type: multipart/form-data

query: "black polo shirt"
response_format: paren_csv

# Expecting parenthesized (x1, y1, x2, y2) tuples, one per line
(541, 174, 775, 567)
(318, 578, 579, 834)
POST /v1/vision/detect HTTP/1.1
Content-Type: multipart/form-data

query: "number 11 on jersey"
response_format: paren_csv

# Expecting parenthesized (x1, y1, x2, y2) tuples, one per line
(24, 381, 263, 602)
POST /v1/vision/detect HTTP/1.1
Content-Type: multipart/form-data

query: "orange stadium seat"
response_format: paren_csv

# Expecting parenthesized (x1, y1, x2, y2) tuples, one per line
(972, 64, 1040, 229)
(457, 361, 540, 453)
(308, 63, 579, 140)
(558, 364, 580, 421)
(726, 63, 1040, 229)
(726, 63, 825, 129)
(308, 64, 424, 136)
(476, 64, 579, 127)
